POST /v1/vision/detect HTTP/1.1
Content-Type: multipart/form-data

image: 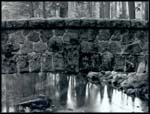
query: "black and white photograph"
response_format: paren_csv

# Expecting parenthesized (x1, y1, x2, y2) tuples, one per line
(1, 1, 149, 113)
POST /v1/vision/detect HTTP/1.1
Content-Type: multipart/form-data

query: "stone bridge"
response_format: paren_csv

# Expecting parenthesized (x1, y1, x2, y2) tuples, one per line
(1, 19, 149, 75)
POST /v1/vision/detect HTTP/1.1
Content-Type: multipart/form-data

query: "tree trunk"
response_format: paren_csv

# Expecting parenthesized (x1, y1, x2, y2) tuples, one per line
(105, 2, 110, 18)
(142, 2, 145, 19)
(99, 2, 104, 18)
(122, 2, 127, 19)
(87, 2, 93, 17)
(114, 2, 117, 18)
(95, 2, 100, 18)
(128, 2, 135, 19)
(5, 77, 9, 112)
(145, 2, 149, 20)
(31, 75, 36, 96)
(111, 2, 117, 19)
(69, 2, 78, 18)
(43, 2, 46, 18)
(30, 2, 34, 18)
(60, 2, 68, 18)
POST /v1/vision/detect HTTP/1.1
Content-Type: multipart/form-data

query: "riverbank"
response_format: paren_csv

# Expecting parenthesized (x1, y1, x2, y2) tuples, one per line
(87, 71, 149, 101)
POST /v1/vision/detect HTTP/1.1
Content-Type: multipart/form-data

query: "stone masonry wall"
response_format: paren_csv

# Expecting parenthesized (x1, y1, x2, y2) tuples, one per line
(1, 19, 149, 75)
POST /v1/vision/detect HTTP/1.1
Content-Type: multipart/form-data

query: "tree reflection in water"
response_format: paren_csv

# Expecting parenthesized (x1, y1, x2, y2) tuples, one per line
(58, 73, 69, 106)
(2, 73, 149, 112)
(75, 73, 87, 108)
(99, 83, 105, 104)
(107, 84, 113, 104)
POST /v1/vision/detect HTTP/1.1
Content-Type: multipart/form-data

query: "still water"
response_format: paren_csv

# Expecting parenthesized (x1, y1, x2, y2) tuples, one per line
(65, 76, 148, 112)
(2, 73, 148, 112)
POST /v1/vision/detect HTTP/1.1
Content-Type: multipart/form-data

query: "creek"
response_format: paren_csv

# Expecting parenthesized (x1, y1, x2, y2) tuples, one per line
(2, 73, 148, 112)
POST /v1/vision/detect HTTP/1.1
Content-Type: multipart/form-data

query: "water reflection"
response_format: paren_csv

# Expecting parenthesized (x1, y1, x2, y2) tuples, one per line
(67, 76, 77, 109)
(107, 84, 113, 104)
(75, 74, 87, 107)
(2, 73, 148, 112)
(58, 73, 69, 105)
(66, 74, 148, 112)
(99, 83, 105, 103)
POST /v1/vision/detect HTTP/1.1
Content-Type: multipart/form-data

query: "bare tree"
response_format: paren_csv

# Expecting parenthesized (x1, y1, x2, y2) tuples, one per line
(5, 76, 9, 112)
(128, 1, 135, 19)
(99, 2, 104, 18)
(93, 2, 100, 18)
(122, 2, 127, 19)
(59, 2, 68, 18)
(145, 1, 149, 20)
(68, 2, 76, 18)
(105, 2, 110, 18)
(87, 2, 93, 17)
(29, 2, 34, 18)
(43, 2, 46, 18)
(111, 2, 117, 19)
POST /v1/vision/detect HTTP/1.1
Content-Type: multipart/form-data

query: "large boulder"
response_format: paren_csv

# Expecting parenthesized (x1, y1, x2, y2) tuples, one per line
(136, 61, 146, 74)
(87, 72, 102, 83)
(120, 72, 148, 89)
(111, 73, 127, 87)
(120, 72, 136, 88)
(98, 71, 112, 82)
(126, 88, 136, 96)
(102, 71, 112, 78)
(87, 72, 99, 78)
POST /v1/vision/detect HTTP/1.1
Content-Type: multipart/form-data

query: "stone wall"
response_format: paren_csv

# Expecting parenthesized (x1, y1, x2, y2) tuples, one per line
(1, 19, 149, 74)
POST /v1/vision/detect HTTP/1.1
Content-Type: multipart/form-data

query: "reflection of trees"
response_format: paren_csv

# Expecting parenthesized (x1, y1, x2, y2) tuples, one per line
(75, 73, 87, 107)
(70, 75, 76, 97)
(99, 83, 105, 103)
(131, 97, 135, 109)
(87, 83, 99, 106)
(2, 73, 37, 112)
(58, 73, 69, 105)
(140, 100, 148, 112)
(107, 85, 113, 104)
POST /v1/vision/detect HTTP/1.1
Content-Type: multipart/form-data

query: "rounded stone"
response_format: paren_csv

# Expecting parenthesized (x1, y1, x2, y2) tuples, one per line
(2, 43, 20, 54)
(42, 54, 53, 72)
(47, 36, 63, 52)
(23, 30, 31, 36)
(96, 30, 110, 41)
(53, 53, 64, 71)
(2, 56, 17, 74)
(21, 40, 33, 54)
(97, 41, 109, 53)
(110, 30, 121, 41)
(81, 41, 93, 53)
(66, 29, 79, 39)
(10, 31, 25, 44)
(121, 31, 135, 45)
(2, 32, 9, 44)
(28, 31, 40, 42)
(101, 51, 115, 71)
(55, 29, 65, 36)
(79, 29, 98, 41)
(114, 56, 125, 72)
(109, 41, 121, 54)
(29, 54, 41, 72)
(12, 44, 20, 52)
(134, 31, 148, 47)
(34, 41, 47, 53)
(125, 43, 142, 54)
(18, 55, 29, 73)
(40, 30, 53, 42)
